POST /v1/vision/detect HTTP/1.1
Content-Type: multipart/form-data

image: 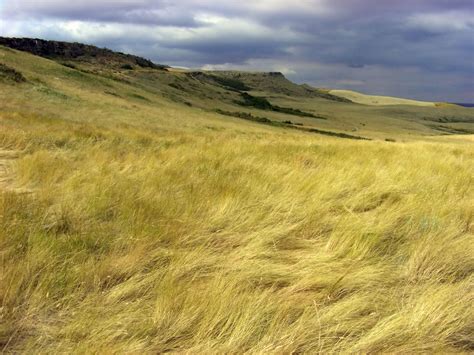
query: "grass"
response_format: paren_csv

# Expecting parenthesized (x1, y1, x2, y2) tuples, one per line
(303, 127, 370, 140)
(0, 44, 473, 353)
(237, 92, 320, 118)
(0, 64, 26, 83)
(214, 110, 370, 140)
(209, 75, 251, 91)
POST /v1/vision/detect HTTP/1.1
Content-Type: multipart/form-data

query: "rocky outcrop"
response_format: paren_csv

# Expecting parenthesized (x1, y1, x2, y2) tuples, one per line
(0, 37, 168, 70)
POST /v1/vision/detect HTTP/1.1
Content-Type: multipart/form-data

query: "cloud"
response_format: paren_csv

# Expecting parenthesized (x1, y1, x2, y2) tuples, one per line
(1, 0, 473, 101)
(406, 11, 474, 33)
(2, 0, 199, 26)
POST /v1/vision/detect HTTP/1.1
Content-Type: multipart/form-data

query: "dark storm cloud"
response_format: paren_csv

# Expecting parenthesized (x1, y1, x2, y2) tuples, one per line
(1, 0, 473, 101)
(298, 18, 473, 73)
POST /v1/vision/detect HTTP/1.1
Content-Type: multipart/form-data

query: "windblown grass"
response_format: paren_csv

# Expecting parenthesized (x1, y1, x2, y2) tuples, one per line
(1, 109, 473, 353)
(1, 45, 473, 352)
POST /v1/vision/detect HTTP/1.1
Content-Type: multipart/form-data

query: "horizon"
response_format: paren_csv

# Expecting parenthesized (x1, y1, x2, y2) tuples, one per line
(1, 0, 473, 102)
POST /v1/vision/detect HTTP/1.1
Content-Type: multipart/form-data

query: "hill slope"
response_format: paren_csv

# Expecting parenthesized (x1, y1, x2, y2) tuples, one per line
(0, 37, 168, 70)
(0, 40, 473, 353)
(329, 89, 436, 107)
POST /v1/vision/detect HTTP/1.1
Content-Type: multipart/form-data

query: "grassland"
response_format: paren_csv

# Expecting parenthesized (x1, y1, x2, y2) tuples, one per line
(328, 89, 436, 107)
(1, 44, 474, 353)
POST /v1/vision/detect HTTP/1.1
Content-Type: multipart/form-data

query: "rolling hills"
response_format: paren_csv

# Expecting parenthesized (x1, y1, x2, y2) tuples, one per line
(1, 36, 473, 141)
(0, 38, 473, 353)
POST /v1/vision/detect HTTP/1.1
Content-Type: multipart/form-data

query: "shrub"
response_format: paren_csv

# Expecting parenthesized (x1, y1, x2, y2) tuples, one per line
(0, 63, 26, 83)
(61, 62, 77, 69)
(237, 93, 273, 110)
(212, 76, 251, 91)
(237, 93, 323, 118)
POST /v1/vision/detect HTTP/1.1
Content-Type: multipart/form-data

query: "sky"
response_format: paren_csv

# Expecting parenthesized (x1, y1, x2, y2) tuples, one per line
(1, 0, 473, 102)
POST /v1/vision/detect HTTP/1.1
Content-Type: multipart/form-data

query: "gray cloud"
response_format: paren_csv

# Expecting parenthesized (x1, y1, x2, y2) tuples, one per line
(1, 0, 473, 101)
(2, 0, 199, 26)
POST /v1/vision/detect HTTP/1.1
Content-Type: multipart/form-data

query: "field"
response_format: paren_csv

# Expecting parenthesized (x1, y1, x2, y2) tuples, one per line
(1, 44, 473, 353)
(328, 89, 436, 107)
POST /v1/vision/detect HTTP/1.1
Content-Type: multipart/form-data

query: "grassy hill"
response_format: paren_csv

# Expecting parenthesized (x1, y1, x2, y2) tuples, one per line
(0, 40, 473, 353)
(329, 89, 436, 107)
(0, 37, 168, 70)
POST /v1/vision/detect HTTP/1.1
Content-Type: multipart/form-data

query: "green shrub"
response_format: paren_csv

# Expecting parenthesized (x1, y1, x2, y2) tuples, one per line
(61, 62, 77, 69)
(0, 63, 26, 83)
(237, 93, 273, 110)
(237, 93, 323, 118)
(212, 76, 251, 91)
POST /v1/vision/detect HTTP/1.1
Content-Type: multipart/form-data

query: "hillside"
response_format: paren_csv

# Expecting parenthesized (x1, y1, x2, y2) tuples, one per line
(0, 39, 473, 353)
(2, 37, 473, 140)
(329, 89, 436, 107)
(0, 37, 168, 70)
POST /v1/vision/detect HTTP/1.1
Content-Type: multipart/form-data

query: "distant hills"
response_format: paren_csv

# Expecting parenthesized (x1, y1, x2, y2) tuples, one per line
(328, 89, 436, 107)
(1, 36, 467, 109)
(1, 36, 473, 139)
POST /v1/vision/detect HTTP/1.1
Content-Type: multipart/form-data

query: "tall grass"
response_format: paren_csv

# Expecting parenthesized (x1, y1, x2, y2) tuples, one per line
(1, 110, 473, 353)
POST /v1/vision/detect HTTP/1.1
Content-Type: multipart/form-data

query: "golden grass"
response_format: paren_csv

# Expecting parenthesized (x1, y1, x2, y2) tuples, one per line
(1, 108, 473, 353)
(329, 89, 435, 107)
(1, 45, 473, 352)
